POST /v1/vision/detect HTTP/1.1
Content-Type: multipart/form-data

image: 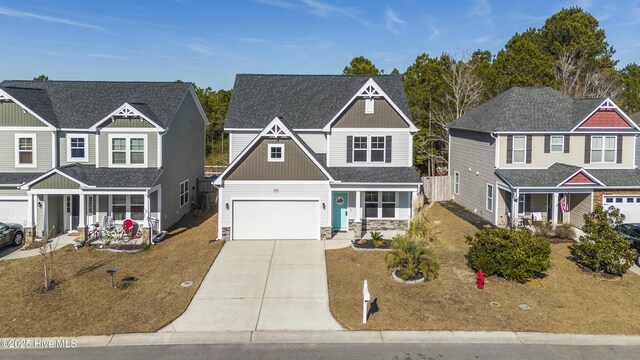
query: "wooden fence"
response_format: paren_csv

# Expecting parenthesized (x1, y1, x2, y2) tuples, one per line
(205, 165, 227, 178)
(422, 175, 451, 202)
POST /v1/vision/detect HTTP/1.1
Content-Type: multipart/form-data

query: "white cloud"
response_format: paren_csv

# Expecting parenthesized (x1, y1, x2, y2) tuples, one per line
(469, 0, 490, 18)
(256, 0, 297, 9)
(0, 6, 108, 32)
(300, 0, 370, 26)
(186, 39, 215, 56)
(385, 8, 405, 34)
(426, 25, 441, 41)
(240, 37, 272, 43)
(90, 54, 126, 60)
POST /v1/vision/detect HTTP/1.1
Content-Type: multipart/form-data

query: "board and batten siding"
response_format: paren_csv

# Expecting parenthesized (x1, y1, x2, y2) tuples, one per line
(0, 101, 47, 127)
(568, 193, 591, 229)
(498, 134, 635, 169)
(333, 99, 409, 128)
(219, 182, 330, 228)
(59, 132, 96, 166)
(100, 117, 155, 129)
(97, 132, 158, 168)
(229, 131, 258, 162)
(328, 131, 411, 167)
(298, 133, 327, 154)
(32, 173, 80, 189)
(0, 131, 53, 172)
(449, 129, 497, 224)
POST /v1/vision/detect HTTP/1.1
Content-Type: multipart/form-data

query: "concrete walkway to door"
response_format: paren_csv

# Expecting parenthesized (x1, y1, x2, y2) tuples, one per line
(161, 240, 343, 332)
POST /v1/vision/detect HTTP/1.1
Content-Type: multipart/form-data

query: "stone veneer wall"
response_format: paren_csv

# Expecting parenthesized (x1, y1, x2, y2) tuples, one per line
(221, 227, 230, 240)
(362, 219, 408, 232)
(321, 227, 332, 240)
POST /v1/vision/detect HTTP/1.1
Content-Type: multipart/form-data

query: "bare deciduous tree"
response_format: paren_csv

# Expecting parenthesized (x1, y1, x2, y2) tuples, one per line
(555, 50, 621, 99)
(39, 227, 60, 291)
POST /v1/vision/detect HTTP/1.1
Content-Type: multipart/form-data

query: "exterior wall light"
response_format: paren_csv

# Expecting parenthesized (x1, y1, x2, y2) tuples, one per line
(225, 203, 229, 210)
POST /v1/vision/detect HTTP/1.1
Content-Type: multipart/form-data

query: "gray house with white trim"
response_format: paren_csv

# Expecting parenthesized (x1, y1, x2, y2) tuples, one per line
(214, 74, 421, 240)
(0, 80, 208, 242)
(448, 87, 640, 229)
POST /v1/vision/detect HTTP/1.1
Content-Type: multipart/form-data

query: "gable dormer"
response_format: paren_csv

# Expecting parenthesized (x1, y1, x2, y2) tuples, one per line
(90, 103, 163, 131)
(558, 169, 603, 187)
(573, 99, 640, 131)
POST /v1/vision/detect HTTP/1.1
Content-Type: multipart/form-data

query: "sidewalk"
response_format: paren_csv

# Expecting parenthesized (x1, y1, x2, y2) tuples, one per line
(3, 330, 640, 349)
(0, 234, 76, 261)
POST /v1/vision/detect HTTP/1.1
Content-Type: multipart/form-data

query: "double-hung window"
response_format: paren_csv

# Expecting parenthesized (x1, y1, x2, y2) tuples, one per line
(550, 135, 564, 153)
(353, 136, 368, 162)
(453, 171, 460, 195)
(111, 195, 145, 221)
(512, 136, 526, 163)
(486, 184, 494, 212)
(180, 180, 189, 208)
(68, 134, 89, 162)
(591, 136, 616, 163)
(370, 136, 385, 162)
(109, 135, 147, 167)
(364, 191, 396, 218)
(15, 134, 36, 168)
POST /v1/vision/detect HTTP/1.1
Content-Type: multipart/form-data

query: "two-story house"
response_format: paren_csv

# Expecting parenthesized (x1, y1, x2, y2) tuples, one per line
(0, 80, 208, 243)
(448, 87, 640, 229)
(213, 75, 421, 240)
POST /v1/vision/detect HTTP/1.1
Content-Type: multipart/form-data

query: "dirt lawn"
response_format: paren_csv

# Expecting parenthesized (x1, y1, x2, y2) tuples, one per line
(326, 203, 640, 335)
(0, 211, 222, 337)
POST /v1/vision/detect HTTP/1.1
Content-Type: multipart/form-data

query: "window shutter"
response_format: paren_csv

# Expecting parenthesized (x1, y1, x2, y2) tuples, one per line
(584, 135, 590, 164)
(544, 135, 550, 153)
(525, 135, 532, 164)
(617, 135, 623, 164)
(564, 135, 570, 153)
(385, 136, 392, 163)
(346, 136, 353, 163)
(506, 135, 513, 164)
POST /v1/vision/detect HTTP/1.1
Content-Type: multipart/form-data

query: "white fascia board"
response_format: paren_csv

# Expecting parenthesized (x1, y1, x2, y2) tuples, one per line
(571, 98, 640, 132)
(322, 78, 418, 133)
(224, 128, 262, 132)
(88, 102, 164, 131)
(330, 128, 411, 133)
(214, 117, 334, 186)
(0, 89, 56, 129)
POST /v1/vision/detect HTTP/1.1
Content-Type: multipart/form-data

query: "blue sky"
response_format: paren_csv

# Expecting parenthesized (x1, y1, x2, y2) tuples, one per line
(0, 0, 638, 89)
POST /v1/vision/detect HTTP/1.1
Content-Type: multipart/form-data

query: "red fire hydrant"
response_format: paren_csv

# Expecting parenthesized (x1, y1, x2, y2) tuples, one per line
(476, 270, 486, 289)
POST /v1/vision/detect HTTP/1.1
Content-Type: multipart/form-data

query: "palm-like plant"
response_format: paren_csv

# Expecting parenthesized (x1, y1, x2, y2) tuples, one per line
(386, 234, 439, 281)
(370, 231, 385, 248)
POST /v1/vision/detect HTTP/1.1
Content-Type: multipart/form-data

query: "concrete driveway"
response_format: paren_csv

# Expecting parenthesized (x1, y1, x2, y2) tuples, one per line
(162, 240, 343, 332)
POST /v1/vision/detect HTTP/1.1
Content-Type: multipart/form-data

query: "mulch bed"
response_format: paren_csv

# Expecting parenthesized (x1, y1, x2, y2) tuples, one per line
(352, 239, 392, 250)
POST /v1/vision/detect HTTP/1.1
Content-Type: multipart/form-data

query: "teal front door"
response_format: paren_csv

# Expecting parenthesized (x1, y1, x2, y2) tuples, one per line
(332, 192, 348, 230)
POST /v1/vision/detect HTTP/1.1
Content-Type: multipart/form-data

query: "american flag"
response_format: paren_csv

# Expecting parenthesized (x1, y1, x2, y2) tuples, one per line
(560, 194, 569, 213)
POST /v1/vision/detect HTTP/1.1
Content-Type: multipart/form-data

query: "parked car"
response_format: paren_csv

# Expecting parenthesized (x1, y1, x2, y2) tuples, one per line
(0, 222, 24, 248)
(614, 223, 640, 266)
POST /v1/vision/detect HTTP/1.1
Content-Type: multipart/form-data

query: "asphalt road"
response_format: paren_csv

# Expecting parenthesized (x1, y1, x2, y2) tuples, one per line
(2, 343, 638, 360)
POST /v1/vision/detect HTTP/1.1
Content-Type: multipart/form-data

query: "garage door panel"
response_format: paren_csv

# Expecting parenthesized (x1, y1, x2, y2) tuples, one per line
(603, 196, 640, 223)
(233, 200, 319, 240)
(0, 200, 28, 225)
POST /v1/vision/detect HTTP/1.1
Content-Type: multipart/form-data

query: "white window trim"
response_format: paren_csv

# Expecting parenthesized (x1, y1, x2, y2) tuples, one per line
(267, 143, 285, 162)
(352, 135, 386, 163)
(590, 135, 616, 163)
(15, 133, 37, 168)
(512, 135, 526, 164)
(550, 135, 564, 153)
(364, 191, 397, 219)
(66, 133, 89, 163)
(109, 194, 145, 222)
(180, 180, 189, 208)
(486, 184, 494, 212)
(453, 171, 460, 195)
(108, 134, 148, 168)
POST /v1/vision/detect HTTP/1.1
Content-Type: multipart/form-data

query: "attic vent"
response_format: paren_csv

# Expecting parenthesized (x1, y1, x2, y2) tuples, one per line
(360, 85, 380, 97)
(365, 98, 374, 114)
(266, 123, 286, 137)
(115, 106, 137, 117)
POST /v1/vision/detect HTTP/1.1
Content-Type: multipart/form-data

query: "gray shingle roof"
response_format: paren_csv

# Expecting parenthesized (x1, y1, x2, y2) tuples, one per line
(225, 74, 411, 129)
(327, 166, 421, 183)
(55, 164, 162, 188)
(448, 87, 605, 132)
(0, 81, 192, 129)
(0, 172, 43, 186)
(496, 162, 640, 188)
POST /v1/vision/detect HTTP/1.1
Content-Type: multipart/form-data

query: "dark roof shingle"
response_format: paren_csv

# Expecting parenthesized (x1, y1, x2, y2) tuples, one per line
(0, 172, 43, 186)
(496, 163, 640, 188)
(55, 164, 162, 188)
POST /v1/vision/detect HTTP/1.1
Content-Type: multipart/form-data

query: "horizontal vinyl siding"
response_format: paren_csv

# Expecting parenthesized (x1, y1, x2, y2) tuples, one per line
(328, 131, 411, 167)
(59, 132, 96, 166)
(0, 131, 53, 172)
(0, 101, 47, 127)
(0, 189, 27, 197)
(230, 132, 258, 162)
(298, 133, 327, 154)
(449, 129, 497, 224)
(569, 193, 591, 229)
(219, 182, 330, 228)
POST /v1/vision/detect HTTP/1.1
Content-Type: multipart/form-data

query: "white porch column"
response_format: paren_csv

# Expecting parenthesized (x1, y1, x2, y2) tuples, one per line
(143, 192, 151, 227)
(552, 192, 559, 226)
(355, 191, 361, 222)
(78, 194, 86, 228)
(26, 191, 34, 227)
(512, 189, 519, 227)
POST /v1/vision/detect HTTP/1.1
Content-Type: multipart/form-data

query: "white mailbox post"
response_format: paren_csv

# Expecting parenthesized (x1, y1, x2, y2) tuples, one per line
(362, 280, 370, 324)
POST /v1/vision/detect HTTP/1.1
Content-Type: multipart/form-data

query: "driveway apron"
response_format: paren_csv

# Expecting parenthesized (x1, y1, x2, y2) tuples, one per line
(164, 240, 343, 332)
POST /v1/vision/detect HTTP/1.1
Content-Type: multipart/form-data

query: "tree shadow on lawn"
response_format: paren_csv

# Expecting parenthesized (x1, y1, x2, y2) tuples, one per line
(439, 201, 494, 231)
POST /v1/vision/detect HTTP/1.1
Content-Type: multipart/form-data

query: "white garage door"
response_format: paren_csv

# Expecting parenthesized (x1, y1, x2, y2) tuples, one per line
(603, 195, 640, 223)
(0, 200, 28, 225)
(233, 200, 319, 240)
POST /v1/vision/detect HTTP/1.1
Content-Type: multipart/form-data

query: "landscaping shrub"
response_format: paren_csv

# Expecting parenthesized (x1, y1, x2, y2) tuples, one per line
(466, 228, 551, 283)
(407, 207, 438, 243)
(533, 221, 554, 238)
(554, 223, 576, 240)
(572, 207, 635, 276)
(386, 234, 438, 281)
(370, 231, 385, 248)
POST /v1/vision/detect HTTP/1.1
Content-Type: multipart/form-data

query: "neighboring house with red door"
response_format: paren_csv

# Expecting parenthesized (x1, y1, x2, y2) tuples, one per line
(0, 80, 208, 242)
(213, 74, 421, 240)
(448, 87, 640, 228)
